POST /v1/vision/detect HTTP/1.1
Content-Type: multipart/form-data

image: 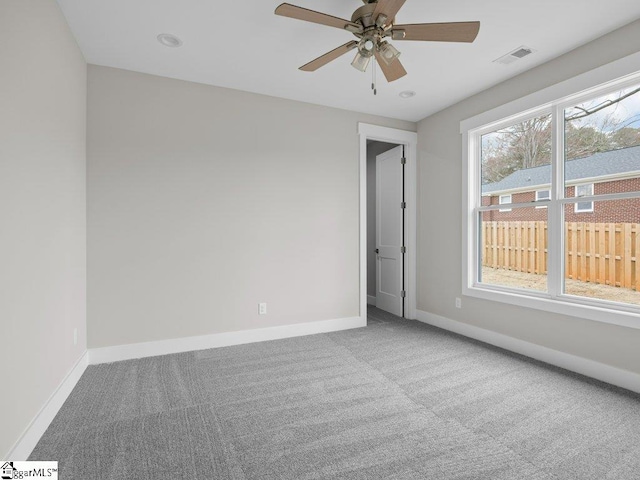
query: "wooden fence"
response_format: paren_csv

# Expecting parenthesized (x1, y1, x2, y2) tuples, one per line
(481, 221, 640, 290)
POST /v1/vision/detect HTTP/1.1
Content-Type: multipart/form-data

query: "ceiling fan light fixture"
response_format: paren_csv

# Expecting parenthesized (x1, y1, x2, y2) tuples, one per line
(351, 50, 372, 72)
(274, 1, 481, 84)
(378, 41, 401, 65)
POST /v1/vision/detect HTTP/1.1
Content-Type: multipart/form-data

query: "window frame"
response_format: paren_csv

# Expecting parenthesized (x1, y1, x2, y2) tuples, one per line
(535, 189, 550, 208)
(461, 53, 640, 330)
(498, 194, 512, 212)
(573, 183, 594, 213)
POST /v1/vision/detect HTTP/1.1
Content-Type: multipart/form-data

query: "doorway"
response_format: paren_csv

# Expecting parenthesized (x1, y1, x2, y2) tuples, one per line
(367, 141, 404, 316)
(359, 123, 417, 322)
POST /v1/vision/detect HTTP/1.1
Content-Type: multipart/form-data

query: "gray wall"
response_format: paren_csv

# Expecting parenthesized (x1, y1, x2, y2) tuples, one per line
(87, 66, 415, 348)
(0, 0, 87, 457)
(417, 19, 640, 374)
(366, 141, 398, 298)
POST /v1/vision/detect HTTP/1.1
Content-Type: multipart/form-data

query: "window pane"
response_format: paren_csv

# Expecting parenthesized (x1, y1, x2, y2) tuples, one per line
(563, 199, 640, 306)
(575, 201, 593, 213)
(564, 84, 640, 195)
(575, 184, 593, 197)
(574, 183, 594, 212)
(540, 190, 550, 199)
(499, 194, 512, 212)
(535, 190, 550, 201)
(481, 114, 552, 206)
(480, 207, 547, 293)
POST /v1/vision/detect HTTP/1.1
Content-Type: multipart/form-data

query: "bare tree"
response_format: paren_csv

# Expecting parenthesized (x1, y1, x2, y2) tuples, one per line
(482, 88, 640, 185)
(565, 124, 611, 160)
(611, 127, 640, 148)
(502, 116, 552, 169)
(481, 115, 551, 184)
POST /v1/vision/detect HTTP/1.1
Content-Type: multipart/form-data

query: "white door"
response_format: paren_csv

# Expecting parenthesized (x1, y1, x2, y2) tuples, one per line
(376, 145, 403, 316)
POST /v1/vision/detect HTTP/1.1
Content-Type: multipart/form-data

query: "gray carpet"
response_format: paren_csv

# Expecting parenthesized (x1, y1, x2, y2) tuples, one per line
(30, 307, 640, 479)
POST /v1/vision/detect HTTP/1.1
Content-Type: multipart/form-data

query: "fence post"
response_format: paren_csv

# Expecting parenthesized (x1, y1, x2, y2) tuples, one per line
(608, 223, 616, 287)
(624, 223, 632, 288)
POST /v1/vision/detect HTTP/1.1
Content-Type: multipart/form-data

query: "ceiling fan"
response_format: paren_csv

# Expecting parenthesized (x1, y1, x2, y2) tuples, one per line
(275, 0, 480, 83)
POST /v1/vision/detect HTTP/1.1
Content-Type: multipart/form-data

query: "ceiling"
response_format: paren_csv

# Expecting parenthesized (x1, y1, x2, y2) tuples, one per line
(56, 0, 640, 122)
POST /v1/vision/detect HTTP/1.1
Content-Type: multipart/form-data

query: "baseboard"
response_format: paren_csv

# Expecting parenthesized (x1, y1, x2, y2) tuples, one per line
(89, 316, 366, 365)
(367, 295, 377, 306)
(7, 351, 89, 460)
(416, 310, 640, 394)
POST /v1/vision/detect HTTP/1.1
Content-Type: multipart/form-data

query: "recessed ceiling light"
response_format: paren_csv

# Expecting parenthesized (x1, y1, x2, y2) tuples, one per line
(399, 91, 416, 99)
(157, 33, 182, 48)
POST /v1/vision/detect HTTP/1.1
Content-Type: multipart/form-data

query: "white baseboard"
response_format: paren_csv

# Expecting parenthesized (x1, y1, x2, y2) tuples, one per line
(416, 310, 640, 394)
(7, 351, 89, 460)
(367, 295, 377, 306)
(89, 316, 366, 365)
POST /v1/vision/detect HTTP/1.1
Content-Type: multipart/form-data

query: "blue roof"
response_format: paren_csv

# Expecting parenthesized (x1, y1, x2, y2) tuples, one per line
(482, 145, 640, 194)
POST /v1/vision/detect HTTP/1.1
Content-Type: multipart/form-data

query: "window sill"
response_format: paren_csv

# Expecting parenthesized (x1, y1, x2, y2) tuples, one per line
(463, 283, 640, 330)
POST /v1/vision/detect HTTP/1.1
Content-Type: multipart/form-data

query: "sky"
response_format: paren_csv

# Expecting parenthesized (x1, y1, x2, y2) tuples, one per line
(566, 83, 640, 131)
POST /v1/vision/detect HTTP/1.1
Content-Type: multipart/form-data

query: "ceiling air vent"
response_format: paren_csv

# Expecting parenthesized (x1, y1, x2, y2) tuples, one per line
(493, 46, 534, 65)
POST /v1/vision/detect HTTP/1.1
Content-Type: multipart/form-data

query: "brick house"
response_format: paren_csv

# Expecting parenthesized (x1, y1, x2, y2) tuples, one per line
(482, 145, 640, 222)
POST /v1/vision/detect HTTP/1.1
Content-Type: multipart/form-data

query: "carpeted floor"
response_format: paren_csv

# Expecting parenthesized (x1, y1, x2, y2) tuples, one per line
(31, 307, 640, 479)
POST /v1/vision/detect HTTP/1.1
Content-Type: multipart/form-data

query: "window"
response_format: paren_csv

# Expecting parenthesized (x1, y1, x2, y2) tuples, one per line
(464, 71, 640, 328)
(499, 194, 512, 212)
(574, 183, 594, 212)
(535, 189, 550, 208)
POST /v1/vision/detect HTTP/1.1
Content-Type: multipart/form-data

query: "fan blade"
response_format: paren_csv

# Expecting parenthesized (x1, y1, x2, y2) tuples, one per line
(372, 0, 407, 25)
(299, 41, 358, 72)
(275, 3, 362, 31)
(392, 22, 480, 43)
(374, 50, 407, 82)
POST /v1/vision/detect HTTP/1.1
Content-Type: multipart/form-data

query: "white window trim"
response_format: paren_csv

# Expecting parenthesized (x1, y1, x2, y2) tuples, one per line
(499, 194, 512, 212)
(461, 51, 640, 330)
(574, 183, 594, 212)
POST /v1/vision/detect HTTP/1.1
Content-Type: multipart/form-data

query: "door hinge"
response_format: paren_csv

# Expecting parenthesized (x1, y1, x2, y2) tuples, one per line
(401, 290, 406, 298)
(400, 246, 406, 254)
(401, 157, 407, 165)
(401, 201, 406, 209)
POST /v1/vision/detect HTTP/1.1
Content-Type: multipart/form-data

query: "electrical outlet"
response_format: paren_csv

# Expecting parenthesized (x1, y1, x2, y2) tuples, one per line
(259, 303, 267, 315)
(455, 297, 462, 309)
(73, 328, 78, 346)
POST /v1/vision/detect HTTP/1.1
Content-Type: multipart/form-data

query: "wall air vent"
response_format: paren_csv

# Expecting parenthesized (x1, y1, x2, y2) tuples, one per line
(493, 46, 534, 65)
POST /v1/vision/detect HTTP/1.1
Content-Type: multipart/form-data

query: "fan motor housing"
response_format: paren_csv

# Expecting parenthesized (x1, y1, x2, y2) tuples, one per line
(351, 3, 377, 27)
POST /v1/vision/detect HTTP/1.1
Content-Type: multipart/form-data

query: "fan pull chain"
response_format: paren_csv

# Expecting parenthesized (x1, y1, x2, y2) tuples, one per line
(371, 59, 377, 96)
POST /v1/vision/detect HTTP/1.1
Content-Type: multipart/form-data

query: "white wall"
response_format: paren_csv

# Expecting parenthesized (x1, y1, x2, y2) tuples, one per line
(0, 0, 87, 458)
(87, 66, 415, 349)
(417, 19, 640, 374)
(366, 141, 398, 298)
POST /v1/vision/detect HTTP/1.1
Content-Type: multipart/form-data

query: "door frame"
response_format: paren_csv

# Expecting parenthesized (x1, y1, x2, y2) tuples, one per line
(359, 123, 418, 321)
